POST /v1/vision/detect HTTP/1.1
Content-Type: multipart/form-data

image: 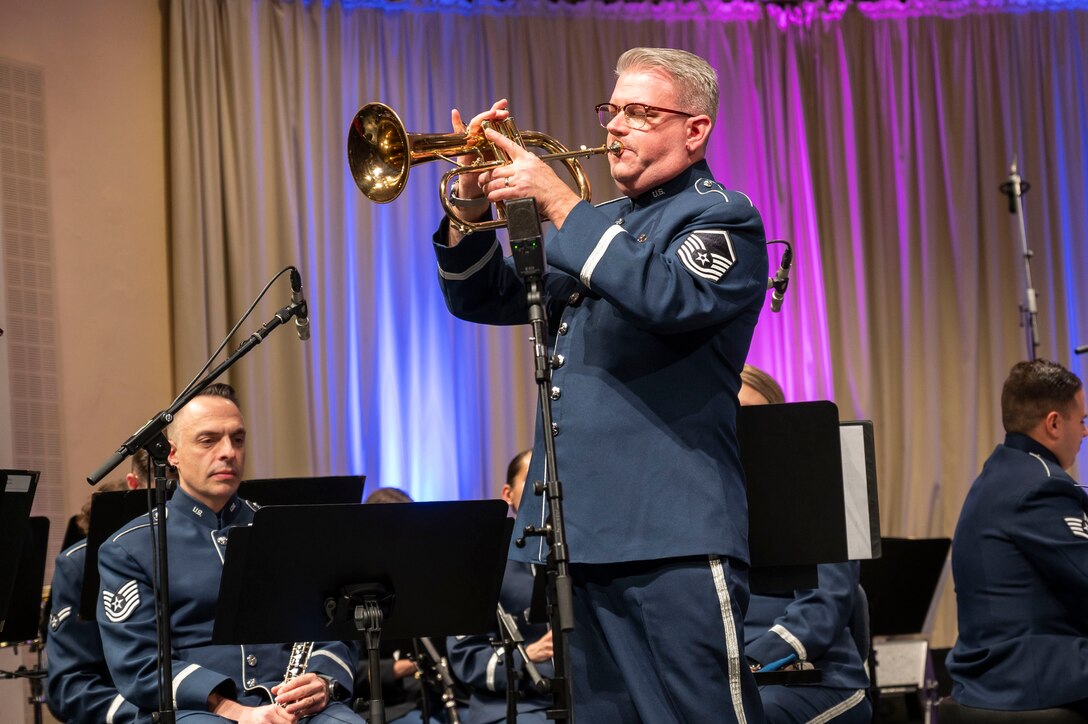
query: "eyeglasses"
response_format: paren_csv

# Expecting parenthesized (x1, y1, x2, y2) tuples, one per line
(595, 102, 694, 130)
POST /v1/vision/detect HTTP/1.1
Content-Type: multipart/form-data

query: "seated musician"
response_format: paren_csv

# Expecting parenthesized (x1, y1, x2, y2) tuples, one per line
(96, 383, 362, 722)
(45, 450, 157, 723)
(447, 450, 552, 724)
(740, 365, 871, 724)
(947, 359, 1088, 715)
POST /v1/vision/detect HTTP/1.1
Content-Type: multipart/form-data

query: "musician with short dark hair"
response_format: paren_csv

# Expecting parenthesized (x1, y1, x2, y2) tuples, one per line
(96, 384, 362, 722)
(45, 450, 163, 723)
(433, 47, 767, 722)
(947, 359, 1088, 714)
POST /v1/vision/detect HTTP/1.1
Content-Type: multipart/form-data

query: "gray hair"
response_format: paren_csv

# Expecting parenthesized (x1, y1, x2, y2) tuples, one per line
(616, 47, 719, 123)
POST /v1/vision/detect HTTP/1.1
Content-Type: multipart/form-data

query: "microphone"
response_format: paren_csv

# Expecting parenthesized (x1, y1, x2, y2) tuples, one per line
(1076, 344, 1087, 355)
(506, 197, 546, 279)
(289, 267, 310, 341)
(999, 155, 1031, 214)
(767, 245, 793, 313)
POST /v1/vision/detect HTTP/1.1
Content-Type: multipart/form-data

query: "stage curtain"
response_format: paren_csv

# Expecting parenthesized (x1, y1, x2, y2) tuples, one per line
(167, 0, 1088, 644)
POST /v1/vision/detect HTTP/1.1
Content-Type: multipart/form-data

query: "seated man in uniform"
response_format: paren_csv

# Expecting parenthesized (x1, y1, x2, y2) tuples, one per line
(97, 383, 362, 722)
(947, 359, 1088, 715)
(447, 450, 552, 724)
(46, 449, 159, 723)
(739, 365, 871, 724)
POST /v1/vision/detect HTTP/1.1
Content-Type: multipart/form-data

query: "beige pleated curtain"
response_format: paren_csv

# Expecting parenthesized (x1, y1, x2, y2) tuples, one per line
(167, 0, 1088, 645)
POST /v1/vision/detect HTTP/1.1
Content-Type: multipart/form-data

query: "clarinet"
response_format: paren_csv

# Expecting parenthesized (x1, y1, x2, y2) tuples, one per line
(280, 641, 315, 705)
(416, 636, 462, 724)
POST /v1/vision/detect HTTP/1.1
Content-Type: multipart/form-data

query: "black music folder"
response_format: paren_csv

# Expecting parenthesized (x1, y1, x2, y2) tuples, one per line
(0, 516, 50, 644)
(739, 403, 883, 593)
(0, 469, 41, 630)
(212, 500, 510, 644)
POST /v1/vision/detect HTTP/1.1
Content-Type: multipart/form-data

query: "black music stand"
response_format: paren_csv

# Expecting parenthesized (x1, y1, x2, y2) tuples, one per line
(239, 474, 367, 506)
(79, 488, 154, 620)
(740, 402, 848, 593)
(860, 537, 950, 638)
(0, 517, 49, 644)
(78, 476, 369, 620)
(0, 515, 49, 723)
(212, 500, 510, 724)
(0, 470, 41, 630)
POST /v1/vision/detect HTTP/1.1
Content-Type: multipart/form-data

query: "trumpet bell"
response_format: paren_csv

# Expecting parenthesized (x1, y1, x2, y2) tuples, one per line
(347, 102, 411, 204)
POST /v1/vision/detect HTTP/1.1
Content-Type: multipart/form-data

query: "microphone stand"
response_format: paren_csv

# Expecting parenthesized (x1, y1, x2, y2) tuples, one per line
(86, 291, 308, 723)
(505, 198, 575, 723)
(999, 156, 1040, 360)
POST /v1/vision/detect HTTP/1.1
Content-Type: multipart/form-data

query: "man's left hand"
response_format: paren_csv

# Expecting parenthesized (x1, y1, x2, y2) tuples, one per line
(272, 673, 330, 718)
(477, 128, 582, 229)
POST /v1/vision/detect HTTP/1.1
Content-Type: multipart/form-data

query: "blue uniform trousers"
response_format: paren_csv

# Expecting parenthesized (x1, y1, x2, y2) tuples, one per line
(569, 556, 764, 723)
(175, 701, 361, 722)
(759, 686, 870, 723)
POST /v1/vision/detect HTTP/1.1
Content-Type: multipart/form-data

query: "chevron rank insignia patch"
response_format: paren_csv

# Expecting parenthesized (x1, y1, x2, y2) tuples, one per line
(677, 230, 736, 282)
(103, 580, 141, 623)
(1064, 514, 1088, 541)
(49, 605, 72, 632)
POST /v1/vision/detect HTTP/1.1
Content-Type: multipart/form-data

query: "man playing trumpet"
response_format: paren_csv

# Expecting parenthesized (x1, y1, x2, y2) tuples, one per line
(432, 47, 768, 722)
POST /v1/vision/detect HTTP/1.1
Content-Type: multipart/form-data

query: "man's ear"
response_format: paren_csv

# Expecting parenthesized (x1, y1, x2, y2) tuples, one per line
(167, 441, 179, 469)
(686, 115, 712, 153)
(1043, 410, 1063, 440)
(500, 484, 514, 508)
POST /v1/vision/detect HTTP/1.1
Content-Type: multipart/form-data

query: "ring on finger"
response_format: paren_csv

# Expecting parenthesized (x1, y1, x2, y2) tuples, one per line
(504, 177, 511, 188)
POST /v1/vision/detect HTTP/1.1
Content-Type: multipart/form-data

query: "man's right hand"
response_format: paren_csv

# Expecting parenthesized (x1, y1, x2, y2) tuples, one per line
(209, 691, 297, 723)
(524, 630, 554, 663)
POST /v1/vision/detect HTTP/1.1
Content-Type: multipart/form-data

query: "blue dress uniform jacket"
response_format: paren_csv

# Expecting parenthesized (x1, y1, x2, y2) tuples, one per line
(97, 487, 357, 717)
(46, 540, 140, 723)
(447, 560, 552, 723)
(947, 433, 1088, 710)
(433, 160, 767, 566)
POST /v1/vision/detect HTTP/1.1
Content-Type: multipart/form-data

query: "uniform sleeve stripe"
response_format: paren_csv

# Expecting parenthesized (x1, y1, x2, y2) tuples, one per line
(485, 650, 501, 691)
(769, 623, 808, 660)
(311, 649, 354, 679)
(580, 225, 625, 288)
(172, 663, 201, 708)
(105, 693, 125, 724)
(437, 241, 500, 281)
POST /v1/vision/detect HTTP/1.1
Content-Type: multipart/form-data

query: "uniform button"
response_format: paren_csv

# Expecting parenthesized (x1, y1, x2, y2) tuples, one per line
(551, 423, 559, 436)
(552, 354, 565, 369)
(246, 678, 257, 688)
(702, 179, 714, 188)
(637, 234, 648, 243)
(567, 292, 581, 306)
(246, 654, 257, 666)
(558, 322, 569, 336)
(217, 536, 228, 545)
(550, 386, 561, 400)
(616, 217, 624, 226)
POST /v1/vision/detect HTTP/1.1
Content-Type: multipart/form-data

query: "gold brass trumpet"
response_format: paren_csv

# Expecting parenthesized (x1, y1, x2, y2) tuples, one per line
(346, 102, 622, 234)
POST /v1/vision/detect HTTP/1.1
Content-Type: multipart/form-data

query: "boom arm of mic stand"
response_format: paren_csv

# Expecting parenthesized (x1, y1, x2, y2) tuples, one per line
(87, 298, 307, 485)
